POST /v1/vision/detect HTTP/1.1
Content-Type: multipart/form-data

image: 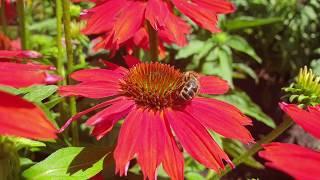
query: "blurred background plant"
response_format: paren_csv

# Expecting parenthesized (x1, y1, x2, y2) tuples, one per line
(0, 0, 319, 179)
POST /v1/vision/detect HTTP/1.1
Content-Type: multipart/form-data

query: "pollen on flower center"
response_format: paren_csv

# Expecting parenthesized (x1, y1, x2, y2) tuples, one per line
(119, 62, 185, 110)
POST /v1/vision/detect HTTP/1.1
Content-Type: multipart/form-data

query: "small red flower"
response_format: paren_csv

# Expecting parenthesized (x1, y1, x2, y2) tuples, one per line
(0, 50, 61, 88)
(259, 143, 320, 180)
(80, 0, 234, 50)
(59, 57, 253, 179)
(279, 102, 320, 139)
(0, 91, 57, 140)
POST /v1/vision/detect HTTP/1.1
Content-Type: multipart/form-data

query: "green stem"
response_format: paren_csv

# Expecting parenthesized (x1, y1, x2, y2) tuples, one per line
(56, 0, 65, 86)
(17, 0, 28, 49)
(0, 0, 8, 35)
(147, 22, 158, 62)
(62, 0, 79, 146)
(206, 117, 294, 180)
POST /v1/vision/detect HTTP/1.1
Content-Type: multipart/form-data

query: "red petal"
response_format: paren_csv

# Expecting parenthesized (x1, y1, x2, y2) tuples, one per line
(259, 143, 320, 180)
(195, 0, 235, 14)
(123, 55, 141, 68)
(136, 110, 166, 180)
(0, 62, 59, 88)
(145, 0, 169, 30)
(59, 97, 122, 132)
(162, 115, 184, 180)
(165, 108, 233, 172)
(101, 60, 129, 75)
(187, 97, 254, 143)
(280, 103, 320, 139)
(172, 0, 220, 32)
(199, 76, 229, 95)
(70, 69, 124, 82)
(0, 91, 57, 139)
(114, 108, 144, 176)
(59, 81, 120, 98)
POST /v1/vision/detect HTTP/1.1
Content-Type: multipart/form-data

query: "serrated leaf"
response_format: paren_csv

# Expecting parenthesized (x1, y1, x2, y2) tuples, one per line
(223, 139, 264, 169)
(23, 85, 58, 102)
(23, 147, 110, 180)
(216, 90, 276, 128)
(226, 36, 262, 63)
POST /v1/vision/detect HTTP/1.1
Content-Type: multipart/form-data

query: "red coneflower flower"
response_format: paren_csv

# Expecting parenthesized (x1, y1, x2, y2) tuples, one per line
(259, 143, 320, 180)
(59, 56, 253, 179)
(279, 102, 320, 139)
(0, 91, 57, 140)
(0, 50, 61, 88)
(80, 0, 234, 50)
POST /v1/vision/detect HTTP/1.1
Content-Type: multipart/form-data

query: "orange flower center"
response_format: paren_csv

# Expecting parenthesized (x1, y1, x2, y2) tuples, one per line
(119, 63, 185, 110)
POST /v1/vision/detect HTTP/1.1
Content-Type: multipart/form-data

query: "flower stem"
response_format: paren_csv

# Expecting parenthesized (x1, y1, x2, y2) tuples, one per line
(147, 22, 158, 62)
(206, 117, 294, 179)
(17, 0, 28, 49)
(0, 0, 8, 35)
(62, 0, 79, 146)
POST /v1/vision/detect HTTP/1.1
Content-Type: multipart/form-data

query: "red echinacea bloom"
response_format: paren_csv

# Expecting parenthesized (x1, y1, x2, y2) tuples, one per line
(259, 143, 320, 180)
(59, 56, 253, 179)
(279, 102, 320, 139)
(0, 50, 61, 88)
(80, 0, 235, 51)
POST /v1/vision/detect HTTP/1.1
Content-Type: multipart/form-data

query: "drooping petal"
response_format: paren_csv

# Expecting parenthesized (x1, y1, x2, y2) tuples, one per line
(88, 99, 135, 140)
(199, 76, 229, 95)
(70, 69, 124, 82)
(145, 0, 169, 30)
(59, 97, 123, 132)
(165, 108, 233, 172)
(259, 143, 320, 180)
(280, 103, 320, 139)
(0, 91, 57, 140)
(162, 115, 184, 180)
(101, 60, 129, 75)
(136, 110, 166, 180)
(172, 0, 220, 32)
(59, 81, 120, 98)
(186, 97, 253, 143)
(114, 108, 144, 176)
(0, 62, 60, 88)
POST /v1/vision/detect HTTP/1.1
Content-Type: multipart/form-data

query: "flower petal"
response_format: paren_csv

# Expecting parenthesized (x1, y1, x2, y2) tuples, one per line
(195, 0, 235, 14)
(165, 108, 233, 172)
(162, 116, 184, 180)
(59, 97, 122, 132)
(114, 108, 144, 176)
(0, 50, 41, 59)
(59, 81, 120, 98)
(280, 102, 320, 139)
(186, 97, 254, 143)
(123, 55, 141, 68)
(145, 0, 169, 30)
(259, 143, 320, 180)
(0, 91, 57, 140)
(199, 76, 229, 95)
(0, 62, 60, 88)
(136, 110, 166, 180)
(172, 0, 220, 32)
(70, 69, 124, 82)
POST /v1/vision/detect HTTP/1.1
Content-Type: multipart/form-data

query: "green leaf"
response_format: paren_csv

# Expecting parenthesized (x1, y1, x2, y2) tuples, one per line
(233, 63, 259, 83)
(185, 172, 204, 180)
(0, 86, 22, 95)
(224, 17, 282, 31)
(226, 35, 262, 63)
(217, 47, 233, 88)
(12, 138, 46, 151)
(176, 40, 205, 59)
(216, 90, 276, 128)
(23, 85, 58, 102)
(223, 139, 264, 169)
(23, 147, 110, 180)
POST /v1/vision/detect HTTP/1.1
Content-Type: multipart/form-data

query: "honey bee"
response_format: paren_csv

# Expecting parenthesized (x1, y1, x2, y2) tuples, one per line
(178, 71, 200, 101)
